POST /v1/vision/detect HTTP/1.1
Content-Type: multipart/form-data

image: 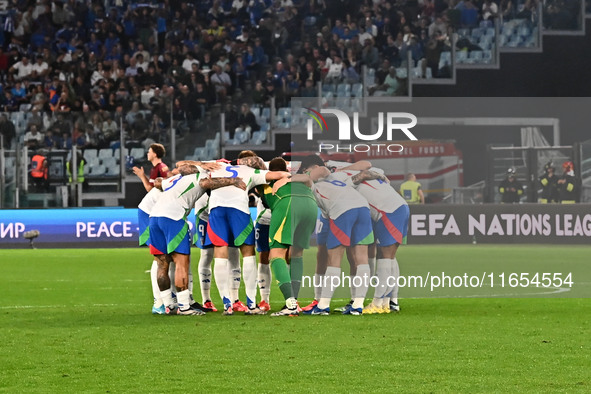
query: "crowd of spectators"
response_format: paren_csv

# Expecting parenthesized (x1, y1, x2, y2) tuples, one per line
(0, 0, 576, 155)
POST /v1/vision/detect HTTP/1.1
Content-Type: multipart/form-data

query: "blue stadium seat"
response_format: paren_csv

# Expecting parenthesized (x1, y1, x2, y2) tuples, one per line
(193, 147, 206, 159)
(113, 148, 129, 160)
(456, 50, 468, 63)
(365, 68, 376, 85)
(277, 107, 292, 120)
(261, 107, 271, 119)
(469, 51, 483, 63)
(457, 28, 470, 37)
(351, 83, 363, 97)
(485, 27, 495, 36)
(322, 84, 336, 94)
(84, 149, 98, 161)
(130, 148, 145, 161)
(105, 164, 120, 177)
(101, 157, 117, 168)
(260, 123, 270, 132)
(471, 28, 484, 40)
(482, 50, 493, 63)
(335, 97, 350, 109)
(336, 84, 351, 97)
(88, 164, 106, 177)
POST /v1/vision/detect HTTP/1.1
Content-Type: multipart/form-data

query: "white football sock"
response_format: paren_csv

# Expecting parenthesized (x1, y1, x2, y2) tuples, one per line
(317, 266, 340, 310)
(177, 289, 192, 311)
(373, 258, 391, 307)
(390, 258, 400, 303)
(313, 273, 323, 300)
(150, 260, 163, 307)
(214, 258, 231, 309)
(368, 256, 377, 279)
(257, 263, 271, 303)
(229, 248, 241, 301)
(160, 289, 175, 309)
(198, 248, 214, 302)
(352, 264, 370, 309)
(188, 261, 194, 294)
(243, 255, 257, 309)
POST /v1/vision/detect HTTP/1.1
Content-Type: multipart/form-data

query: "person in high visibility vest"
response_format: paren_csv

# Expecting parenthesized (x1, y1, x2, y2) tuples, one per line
(557, 161, 577, 204)
(400, 173, 424, 204)
(66, 156, 88, 191)
(30, 152, 48, 192)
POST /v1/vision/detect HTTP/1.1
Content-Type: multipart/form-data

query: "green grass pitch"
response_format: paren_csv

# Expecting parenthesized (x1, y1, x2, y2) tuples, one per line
(1, 245, 590, 392)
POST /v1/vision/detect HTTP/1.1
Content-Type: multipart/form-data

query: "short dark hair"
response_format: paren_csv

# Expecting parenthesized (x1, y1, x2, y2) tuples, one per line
(238, 150, 257, 159)
(150, 143, 166, 159)
(297, 154, 324, 173)
(269, 157, 287, 172)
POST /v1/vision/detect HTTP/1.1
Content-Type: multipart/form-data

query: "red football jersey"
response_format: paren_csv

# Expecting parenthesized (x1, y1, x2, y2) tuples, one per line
(149, 162, 169, 183)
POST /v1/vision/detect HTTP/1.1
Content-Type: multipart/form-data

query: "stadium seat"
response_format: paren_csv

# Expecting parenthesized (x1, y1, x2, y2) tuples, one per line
(130, 148, 145, 161)
(479, 20, 493, 28)
(113, 148, 129, 160)
(105, 164, 120, 177)
(471, 28, 484, 40)
(277, 107, 292, 120)
(457, 28, 469, 37)
(456, 50, 468, 64)
(336, 97, 350, 109)
(261, 107, 271, 120)
(223, 131, 230, 142)
(351, 83, 363, 97)
(250, 131, 266, 145)
(87, 157, 100, 168)
(234, 130, 250, 144)
(469, 51, 483, 63)
(485, 27, 495, 36)
(336, 84, 351, 97)
(251, 107, 260, 119)
(193, 147, 206, 159)
(507, 34, 523, 47)
(260, 123, 270, 132)
(83, 149, 98, 162)
(365, 68, 376, 85)
(322, 84, 336, 94)
(101, 157, 117, 168)
(204, 147, 218, 160)
(482, 50, 493, 63)
(88, 164, 106, 177)
(98, 148, 113, 159)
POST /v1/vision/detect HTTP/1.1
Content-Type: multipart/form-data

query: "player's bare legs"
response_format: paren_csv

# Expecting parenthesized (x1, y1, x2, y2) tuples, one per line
(171, 252, 190, 310)
(154, 254, 176, 311)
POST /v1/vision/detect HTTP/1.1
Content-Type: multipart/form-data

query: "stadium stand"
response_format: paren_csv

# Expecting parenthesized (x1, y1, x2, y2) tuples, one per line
(0, 0, 586, 181)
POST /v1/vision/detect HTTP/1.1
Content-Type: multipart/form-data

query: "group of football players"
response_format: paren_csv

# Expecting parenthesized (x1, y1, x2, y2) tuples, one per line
(137, 148, 409, 316)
